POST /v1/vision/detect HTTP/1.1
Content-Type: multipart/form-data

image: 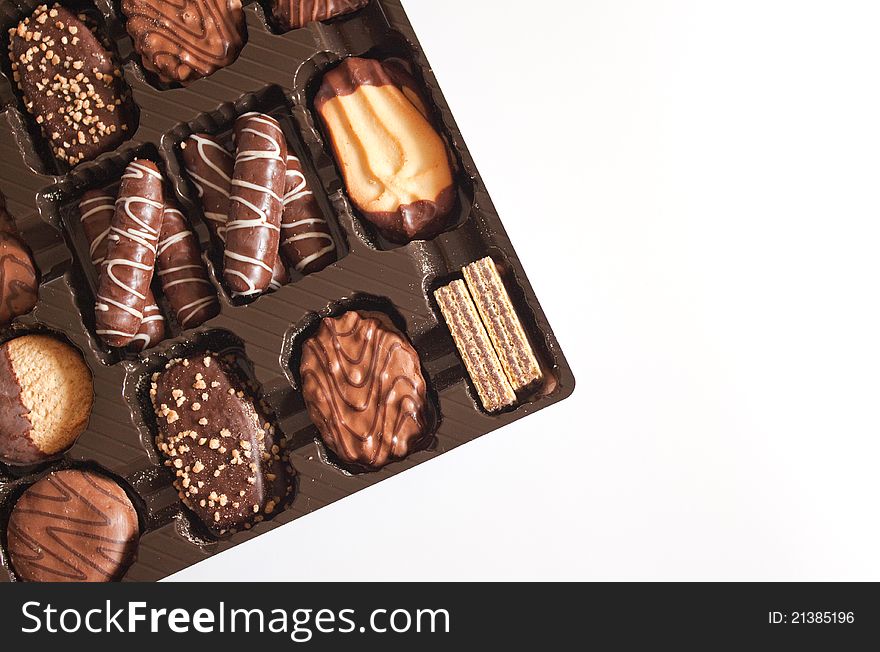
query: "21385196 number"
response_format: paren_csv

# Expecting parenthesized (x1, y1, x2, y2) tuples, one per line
(769, 611, 855, 624)
(793, 612, 854, 624)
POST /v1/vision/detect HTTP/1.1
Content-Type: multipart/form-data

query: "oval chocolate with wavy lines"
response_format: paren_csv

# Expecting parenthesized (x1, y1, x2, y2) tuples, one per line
(121, 0, 246, 84)
(300, 310, 433, 470)
(7, 470, 139, 582)
(271, 0, 369, 31)
(0, 232, 39, 326)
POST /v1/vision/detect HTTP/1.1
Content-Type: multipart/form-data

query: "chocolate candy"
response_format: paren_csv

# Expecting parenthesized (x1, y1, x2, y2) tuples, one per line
(280, 154, 336, 274)
(7, 470, 139, 582)
(269, 255, 289, 292)
(94, 160, 165, 348)
(435, 280, 516, 413)
(7, 4, 131, 167)
(316, 57, 455, 243)
(181, 133, 234, 243)
(224, 113, 286, 297)
(156, 202, 220, 329)
(300, 310, 433, 469)
(80, 190, 166, 351)
(271, 0, 369, 31)
(122, 0, 246, 84)
(0, 335, 94, 466)
(151, 353, 289, 535)
(0, 193, 38, 326)
(463, 258, 542, 391)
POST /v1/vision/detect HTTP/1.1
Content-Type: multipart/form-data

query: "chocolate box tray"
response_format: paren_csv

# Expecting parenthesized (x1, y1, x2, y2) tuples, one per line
(0, 0, 574, 581)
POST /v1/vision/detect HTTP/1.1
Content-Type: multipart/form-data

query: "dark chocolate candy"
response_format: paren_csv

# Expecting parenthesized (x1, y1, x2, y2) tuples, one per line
(300, 310, 433, 469)
(224, 113, 286, 297)
(181, 133, 234, 243)
(7, 470, 139, 582)
(121, 0, 246, 84)
(271, 0, 369, 31)
(7, 3, 131, 167)
(80, 190, 166, 351)
(151, 353, 290, 535)
(280, 154, 336, 274)
(316, 57, 455, 243)
(94, 160, 165, 348)
(0, 193, 38, 325)
(156, 201, 220, 329)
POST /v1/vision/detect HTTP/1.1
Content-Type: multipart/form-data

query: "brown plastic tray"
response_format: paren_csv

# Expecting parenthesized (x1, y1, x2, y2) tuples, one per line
(0, 0, 574, 581)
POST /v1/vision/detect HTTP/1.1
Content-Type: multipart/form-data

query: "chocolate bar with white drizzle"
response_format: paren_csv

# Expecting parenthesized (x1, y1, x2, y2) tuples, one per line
(224, 113, 286, 297)
(280, 153, 336, 274)
(80, 189, 166, 351)
(93, 160, 166, 348)
(156, 200, 220, 329)
(181, 133, 234, 244)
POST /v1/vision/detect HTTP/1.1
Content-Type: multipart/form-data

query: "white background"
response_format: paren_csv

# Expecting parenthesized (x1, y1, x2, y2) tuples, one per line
(172, 0, 880, 581)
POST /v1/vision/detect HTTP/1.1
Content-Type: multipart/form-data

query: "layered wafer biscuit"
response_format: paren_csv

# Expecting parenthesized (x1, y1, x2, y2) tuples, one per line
(462, 257, 542, 391)
(435, 280, 516, 413)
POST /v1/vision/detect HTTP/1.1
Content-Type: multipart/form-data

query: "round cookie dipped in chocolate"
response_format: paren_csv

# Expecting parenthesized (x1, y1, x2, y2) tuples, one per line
(8, 4, 133, 167)
(280, 154, 337, 275)
(270, 0, 369, 31)
(315, 57, 456, 243)
(0, 192, 39, 325)
(79, 190, 166, 351)
(121, 0, 246, 84)
(7, 469, 139, 582)
(0, 334, 94, 465)
(224, 113, 286, 297)
(94, 160, 165, 348)
(156, 200, 220, 329)
(300, 310, 434, 470)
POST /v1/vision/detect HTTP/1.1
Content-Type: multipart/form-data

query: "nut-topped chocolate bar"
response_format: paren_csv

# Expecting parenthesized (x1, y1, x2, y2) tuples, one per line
(0, 0, 573, 582)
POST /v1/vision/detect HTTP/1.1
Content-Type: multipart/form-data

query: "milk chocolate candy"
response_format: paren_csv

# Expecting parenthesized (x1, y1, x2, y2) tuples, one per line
(157, 202, 220, 329)
(224, 113, 286, 297)
(80, 190, 166, 351)
(0, 193, 38, 325)
(435, 280, 516, 413)
(7, 470, 139, 582)
(280, 154, 336, 274)
(95, 160, 165, 348)
(181, 133, 234, 243)
(8, 4, 131, 167)
(463, 258, 542, 391)
(151, 353, 289, 535)
(300, 310, 433, 469)
(269, 254, 289, 292)
(271, 0, 369, 31)
(132, 302, 167, 352)
(316, 57, 455, 243)
(122, 0, 246, 84)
